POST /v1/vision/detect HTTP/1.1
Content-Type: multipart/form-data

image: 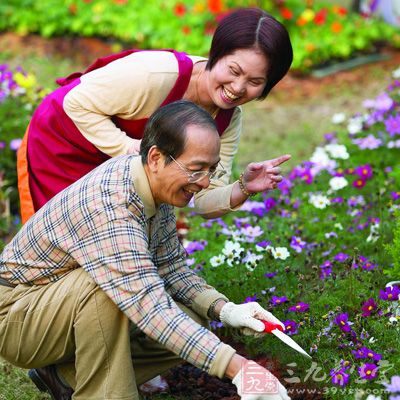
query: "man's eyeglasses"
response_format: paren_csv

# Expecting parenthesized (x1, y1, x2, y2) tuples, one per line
(169, 155, 226, 184)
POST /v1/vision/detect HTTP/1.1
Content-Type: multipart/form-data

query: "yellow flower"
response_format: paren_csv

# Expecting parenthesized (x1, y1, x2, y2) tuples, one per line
(301, 9, 315, 22)
(13, 72, 37, 90)
(92, 3, 105, 13)
(194, 2, 205, 13)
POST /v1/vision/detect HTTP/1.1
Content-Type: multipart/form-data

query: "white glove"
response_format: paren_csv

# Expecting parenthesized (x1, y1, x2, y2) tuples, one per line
(220, 302, 284, 336)
(232, 361, 290, 400)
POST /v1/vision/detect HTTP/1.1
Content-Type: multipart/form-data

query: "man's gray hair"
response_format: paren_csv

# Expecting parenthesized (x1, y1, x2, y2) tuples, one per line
(140, 100, 218, 164)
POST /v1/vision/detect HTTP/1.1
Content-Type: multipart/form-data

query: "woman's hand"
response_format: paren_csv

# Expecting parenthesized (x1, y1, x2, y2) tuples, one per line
(230, 154, 291, 208)
(127, 139, 142, 155)
(242, 154, 291, 193)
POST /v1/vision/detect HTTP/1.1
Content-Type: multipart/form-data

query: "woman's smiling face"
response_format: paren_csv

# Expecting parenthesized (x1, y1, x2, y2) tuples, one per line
(207, 48, 268, 109)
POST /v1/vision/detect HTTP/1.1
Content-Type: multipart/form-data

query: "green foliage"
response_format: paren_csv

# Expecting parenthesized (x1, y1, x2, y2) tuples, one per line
(182, 72, 400, 396)
(385, 210, 400, 279)
(0, 0, 399, 73)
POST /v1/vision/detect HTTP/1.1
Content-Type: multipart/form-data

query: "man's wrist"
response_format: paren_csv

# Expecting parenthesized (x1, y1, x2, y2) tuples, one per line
(208, 298, 228, 320)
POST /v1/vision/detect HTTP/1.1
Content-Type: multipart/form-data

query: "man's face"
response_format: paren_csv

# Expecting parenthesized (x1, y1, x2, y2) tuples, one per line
(153, 124, 220, 208)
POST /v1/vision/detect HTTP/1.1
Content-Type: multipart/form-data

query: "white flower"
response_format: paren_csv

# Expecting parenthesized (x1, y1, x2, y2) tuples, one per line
(392, 66, 400, 79)
(366, 223, 380, 243)
(324, 144, 349, 160)
(310, 147, 331, 166)
(309, 194, 330, 209)
(334, 222, 343, 230)
(331, 113, 346, 124)
(271, 247, 290, 260)
(347, 116, 364, 135)
(210, 255, 225, 267)
(329, 176, 348, 191)
(365, 396, 381, 400)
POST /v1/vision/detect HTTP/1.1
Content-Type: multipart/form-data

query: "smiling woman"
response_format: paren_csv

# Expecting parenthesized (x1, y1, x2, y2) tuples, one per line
(16, 7, 293, 224)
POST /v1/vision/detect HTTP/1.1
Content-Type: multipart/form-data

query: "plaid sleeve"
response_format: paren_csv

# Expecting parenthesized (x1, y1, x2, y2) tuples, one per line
(69, 213, 223, 373)
(152, 205, 229, 318)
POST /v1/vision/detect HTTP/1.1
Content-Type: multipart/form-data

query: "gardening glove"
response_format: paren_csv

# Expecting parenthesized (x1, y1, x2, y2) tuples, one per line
(219, 302, 284, 337)
(232, 360, 290, 400)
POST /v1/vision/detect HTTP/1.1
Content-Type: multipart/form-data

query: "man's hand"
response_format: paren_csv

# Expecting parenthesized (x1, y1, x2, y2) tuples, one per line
(232, 361, 290, 400)
(219, 302, 284, 336)
(242, 154, 291, 194)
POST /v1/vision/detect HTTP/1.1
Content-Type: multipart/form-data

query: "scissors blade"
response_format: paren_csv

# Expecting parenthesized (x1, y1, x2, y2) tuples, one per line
(272, 329, 312, 359)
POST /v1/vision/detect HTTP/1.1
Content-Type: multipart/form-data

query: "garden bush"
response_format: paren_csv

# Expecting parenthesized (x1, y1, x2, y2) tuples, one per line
(182, 68, 400, 398)
(0, 0, 399, 73)
(0, 64, 45, 247)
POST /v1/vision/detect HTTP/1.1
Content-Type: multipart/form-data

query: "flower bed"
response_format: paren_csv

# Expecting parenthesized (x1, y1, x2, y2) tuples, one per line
(0, 0, 399, 73)
(182, 68, 400, 398)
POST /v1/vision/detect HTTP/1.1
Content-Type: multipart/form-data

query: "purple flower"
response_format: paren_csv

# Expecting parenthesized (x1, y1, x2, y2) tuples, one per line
(283, 320, 299, 335)
(354, 164, 373, 180)
(334, 252, 349, 262)
(339, 360, 352, 370)
(0, 141, 5, 150)
(379, 286, 400, 301)
(185, 240, 207, 255)
(385, 114, 400, 136)
(383, 375, 400, 393)
(361, 260, 376, 271)
(334, 313, 352, 332)
(288, 302, 309, 313)
(264, 197, 277, 211)
(391, 191, 400, 201)
(210, 320, 223, 330)
(361, 298, 377, 317)
(352, 178, 367, 189)
(352, 134, 382, 150)
(290, 236, 306, 253)
(264, 271, 277, 279)
(9, 138, 22, 151)
(324, 132, 337, 143)
(271, 295, 288, 306)
(358, 363, 379, 380)
(330, 368, 350, 387)
(243, 295, 258, 303)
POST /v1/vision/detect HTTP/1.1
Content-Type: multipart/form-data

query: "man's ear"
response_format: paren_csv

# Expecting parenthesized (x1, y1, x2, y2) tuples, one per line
(146, 146, 163, 173)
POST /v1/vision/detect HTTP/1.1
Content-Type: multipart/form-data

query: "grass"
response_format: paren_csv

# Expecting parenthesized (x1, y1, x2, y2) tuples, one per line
(1, 34, 399, 399)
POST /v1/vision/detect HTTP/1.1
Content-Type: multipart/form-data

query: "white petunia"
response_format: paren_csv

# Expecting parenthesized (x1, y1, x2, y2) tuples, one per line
(210, 255, 225, 267)
(331, 113, 345, 124)
(324, 144, 349, 160)
(309, 194, 330, 209)
(329, 176, 348, 191)
(271, 247, 290, 260)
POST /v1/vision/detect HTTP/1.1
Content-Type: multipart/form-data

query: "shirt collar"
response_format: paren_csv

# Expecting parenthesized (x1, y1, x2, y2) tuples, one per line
(130, 156, 157, 220)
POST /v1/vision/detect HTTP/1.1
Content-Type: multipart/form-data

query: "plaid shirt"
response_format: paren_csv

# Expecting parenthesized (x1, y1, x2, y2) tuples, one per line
(0, 155, 235, 376)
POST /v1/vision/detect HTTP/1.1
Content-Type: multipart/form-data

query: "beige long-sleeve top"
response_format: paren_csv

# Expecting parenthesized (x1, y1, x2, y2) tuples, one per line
(63, 50, 243, 218)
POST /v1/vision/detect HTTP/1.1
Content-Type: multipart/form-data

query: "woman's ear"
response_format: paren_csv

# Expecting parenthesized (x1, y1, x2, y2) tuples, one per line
(146, 145, 163, 173)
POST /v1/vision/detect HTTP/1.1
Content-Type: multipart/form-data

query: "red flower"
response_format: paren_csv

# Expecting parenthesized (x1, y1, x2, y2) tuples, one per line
(114, 0, 128, 4)
(174, 2, 186, 17)
(280, 7, 293, 20)
(208, 0, 223, 14)
(333, 5, 348, 16)
(314, 8, 327, 25)
(182, 25, 191, 35)
(353, 178, 366, 189)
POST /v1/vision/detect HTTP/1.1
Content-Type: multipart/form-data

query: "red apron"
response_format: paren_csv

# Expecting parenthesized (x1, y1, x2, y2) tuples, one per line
(17, 49, 235, 223)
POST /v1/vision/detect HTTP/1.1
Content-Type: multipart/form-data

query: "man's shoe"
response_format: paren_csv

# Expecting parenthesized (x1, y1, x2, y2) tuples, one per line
(28, 365, 73, 400)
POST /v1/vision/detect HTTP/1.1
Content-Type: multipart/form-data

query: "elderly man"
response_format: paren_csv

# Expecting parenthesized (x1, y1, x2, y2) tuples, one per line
(0, 100, 289, 400)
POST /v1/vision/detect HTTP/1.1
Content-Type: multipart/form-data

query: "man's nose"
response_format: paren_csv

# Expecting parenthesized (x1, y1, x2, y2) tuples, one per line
(196, 174, 210, 189)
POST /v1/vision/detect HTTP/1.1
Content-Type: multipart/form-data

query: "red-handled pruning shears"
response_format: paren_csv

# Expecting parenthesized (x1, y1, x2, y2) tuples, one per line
(261, 320, 312, 359)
